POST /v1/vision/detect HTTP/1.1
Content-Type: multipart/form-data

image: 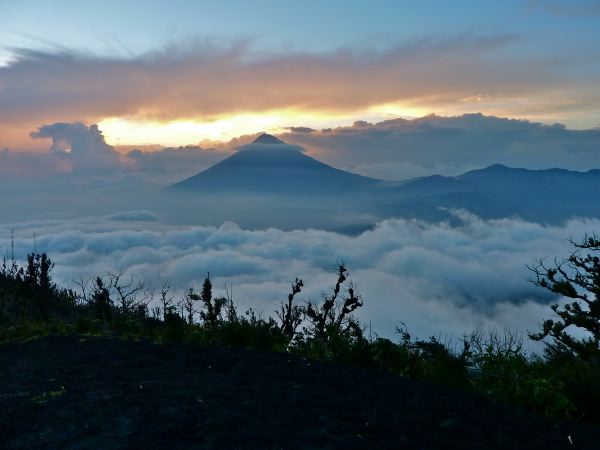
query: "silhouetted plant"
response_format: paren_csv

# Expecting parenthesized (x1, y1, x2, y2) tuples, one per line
(163, 310, 187, 342)
(305, 264, 363, 342)
(182, 288, 197, 325)
(159, 281, 175, 320)
(409, 336, 468, 386)
(89, 277, 113, 322)
(529, 234, 600, 361)
(193, 274, 226, 325)
(276, 277, 304, 339)
(0, 253, 77, 324)
(107, 271, 144, 314)
(224, 294, 239, 324)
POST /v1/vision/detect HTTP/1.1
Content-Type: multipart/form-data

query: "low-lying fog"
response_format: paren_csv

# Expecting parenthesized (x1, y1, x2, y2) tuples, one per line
(2, 210, 595, 352)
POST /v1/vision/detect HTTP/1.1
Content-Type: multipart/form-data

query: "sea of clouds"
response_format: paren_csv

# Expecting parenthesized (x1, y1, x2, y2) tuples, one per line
(2, 210, 596, 352)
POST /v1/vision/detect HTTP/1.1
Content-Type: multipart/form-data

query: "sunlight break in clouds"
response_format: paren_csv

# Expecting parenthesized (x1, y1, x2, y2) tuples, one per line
(2, 32, 600, 152)
(97, 103, 430, 147)
(2, 212, 597, 350)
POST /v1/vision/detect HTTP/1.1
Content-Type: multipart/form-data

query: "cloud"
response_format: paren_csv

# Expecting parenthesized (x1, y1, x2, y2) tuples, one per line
(0, 121, 232, 189)
(1, 33, 591, 130)
(106, 210, 161, 222)
(30, 122, 122, 173)
(2, 211, 596, 350)
(124, 146, 232, 185)
(0, 147, 69, 177)
(279, 114, 600, 180)
(287, 127, 316, 133)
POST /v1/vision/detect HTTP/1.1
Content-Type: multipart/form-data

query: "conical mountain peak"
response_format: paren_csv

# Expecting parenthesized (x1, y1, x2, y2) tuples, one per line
(169, 133, 378, 194)
(252, 133, 285, 144)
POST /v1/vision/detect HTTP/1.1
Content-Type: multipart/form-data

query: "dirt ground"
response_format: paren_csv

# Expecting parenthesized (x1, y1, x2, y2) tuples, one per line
(1, 335, 599, 449)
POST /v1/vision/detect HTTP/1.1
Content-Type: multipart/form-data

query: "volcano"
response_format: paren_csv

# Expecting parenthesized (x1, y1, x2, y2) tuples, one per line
(163, 134, 600, 227)
(169, 134, 380, 194)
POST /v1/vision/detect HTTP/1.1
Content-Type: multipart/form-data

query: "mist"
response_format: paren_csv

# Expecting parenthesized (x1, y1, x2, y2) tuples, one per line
(2, 210, 595, 350)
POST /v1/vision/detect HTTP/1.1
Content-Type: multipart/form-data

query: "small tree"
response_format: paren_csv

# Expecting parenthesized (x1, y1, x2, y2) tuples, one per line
(107, 271, 143, 314)
(276, 277, 304, 339)
(159, 281, 175, 320)
(23, 253, 55, 319)
(305, 264, 363, 341)
(38, 254, 54, 319)
(90, 277, 113, 322)
(182, 288, 197, 325)
(529, 234, 600, 361)
(191, 274, 226, 326)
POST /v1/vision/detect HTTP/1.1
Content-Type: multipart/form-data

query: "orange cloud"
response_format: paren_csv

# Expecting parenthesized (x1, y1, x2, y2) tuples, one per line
(1, 33, 599, 150)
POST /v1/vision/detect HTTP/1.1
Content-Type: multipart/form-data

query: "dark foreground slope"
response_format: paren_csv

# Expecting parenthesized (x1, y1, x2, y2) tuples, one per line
(1, 336, 599, 450)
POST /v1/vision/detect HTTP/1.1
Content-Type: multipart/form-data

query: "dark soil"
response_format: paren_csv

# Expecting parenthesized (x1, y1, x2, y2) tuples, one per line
(1, 336, 599, 449)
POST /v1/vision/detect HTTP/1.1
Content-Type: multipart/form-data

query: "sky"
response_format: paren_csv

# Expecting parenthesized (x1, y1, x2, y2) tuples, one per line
(1, 0, 600, 152)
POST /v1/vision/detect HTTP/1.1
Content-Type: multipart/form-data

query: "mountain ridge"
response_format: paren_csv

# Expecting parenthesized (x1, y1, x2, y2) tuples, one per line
(162, 136, 600, 226)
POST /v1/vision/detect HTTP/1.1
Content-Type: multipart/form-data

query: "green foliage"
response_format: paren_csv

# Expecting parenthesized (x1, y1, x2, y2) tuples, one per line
(541, 350, 600, 422)
(370, 337, 411, 375)
(202, 309, 288, 351)
(4, 251, 600, 425)
(514, 378, 575, 419)
(0, 253, 76, 326)
(162, 311, 187, 342)
(463, 330, 529, 397)
(410, 337, 468, 386)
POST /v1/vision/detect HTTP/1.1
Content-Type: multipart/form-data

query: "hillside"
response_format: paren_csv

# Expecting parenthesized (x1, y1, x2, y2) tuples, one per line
(1, 335, 599, 449)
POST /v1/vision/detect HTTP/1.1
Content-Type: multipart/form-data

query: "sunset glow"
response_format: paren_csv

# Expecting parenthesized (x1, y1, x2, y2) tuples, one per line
(99, 105, 433, 147)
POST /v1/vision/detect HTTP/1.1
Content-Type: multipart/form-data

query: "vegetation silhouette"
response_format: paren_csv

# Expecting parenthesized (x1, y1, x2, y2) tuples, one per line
(1, 238, 600, 424)
(529, 234, 600, 360)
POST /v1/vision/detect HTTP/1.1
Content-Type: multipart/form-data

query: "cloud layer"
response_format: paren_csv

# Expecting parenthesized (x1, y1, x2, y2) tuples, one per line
(4, 114, 600, 187)
(30, 122, 122, 173)
(2, 212, 595, 350)
(281, 114, 600, 180)
(2, 32, 598, 139)
(1, 122, 231, 187)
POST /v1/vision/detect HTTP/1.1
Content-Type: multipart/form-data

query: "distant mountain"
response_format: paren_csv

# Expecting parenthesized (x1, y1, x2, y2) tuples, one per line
(384, 164, 600, 222)
(169, 134, 380, 195)
(164, 136, 600, 227)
